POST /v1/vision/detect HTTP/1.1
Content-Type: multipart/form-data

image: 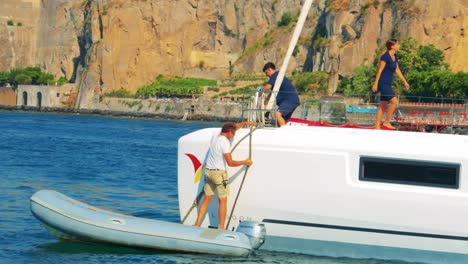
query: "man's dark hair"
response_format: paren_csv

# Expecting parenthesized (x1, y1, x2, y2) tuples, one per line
(221, 123, 236, 133)
(386, 39, 398, 50)
(262, 62, 276, 72)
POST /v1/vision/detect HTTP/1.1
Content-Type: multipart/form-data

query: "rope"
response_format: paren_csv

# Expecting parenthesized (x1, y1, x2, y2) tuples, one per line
(181, 171, 205, 224)
(180, 125, 258, 225)
(226, 125, 255, 229)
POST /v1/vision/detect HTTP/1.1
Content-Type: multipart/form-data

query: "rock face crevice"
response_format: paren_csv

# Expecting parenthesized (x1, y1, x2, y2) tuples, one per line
(74, 2, 93, 76)
(0, 0, 466, 108)
(78, 1, 107, 108)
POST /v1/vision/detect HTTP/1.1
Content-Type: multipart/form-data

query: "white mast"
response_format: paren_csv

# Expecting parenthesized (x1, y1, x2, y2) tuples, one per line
(265, 0, 315, 110)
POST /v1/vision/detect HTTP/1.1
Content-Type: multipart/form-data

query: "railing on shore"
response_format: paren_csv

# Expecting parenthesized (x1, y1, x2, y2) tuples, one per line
(394, 98, 468, 133)
(240, 89, 468, 134)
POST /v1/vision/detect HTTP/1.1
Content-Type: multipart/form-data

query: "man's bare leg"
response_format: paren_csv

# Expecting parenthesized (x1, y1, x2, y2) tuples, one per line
(275, 111, 286, 127)
(193, 195, 213, 227)
(218, 197, 227, 230)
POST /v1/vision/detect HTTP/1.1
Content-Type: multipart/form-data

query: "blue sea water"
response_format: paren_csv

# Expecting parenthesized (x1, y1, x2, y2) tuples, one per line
(0, 111, 408, 264)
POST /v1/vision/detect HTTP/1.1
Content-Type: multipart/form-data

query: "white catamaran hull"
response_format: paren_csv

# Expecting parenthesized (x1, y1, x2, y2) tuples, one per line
(178, 125, 468, 263)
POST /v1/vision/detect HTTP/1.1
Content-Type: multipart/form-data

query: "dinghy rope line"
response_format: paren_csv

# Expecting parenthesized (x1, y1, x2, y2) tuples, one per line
(181, 124, 259, 225)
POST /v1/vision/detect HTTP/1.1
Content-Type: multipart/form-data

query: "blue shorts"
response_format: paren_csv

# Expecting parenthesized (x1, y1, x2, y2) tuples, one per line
(278, 103, 299, 122)
(378, 83, 396, 102)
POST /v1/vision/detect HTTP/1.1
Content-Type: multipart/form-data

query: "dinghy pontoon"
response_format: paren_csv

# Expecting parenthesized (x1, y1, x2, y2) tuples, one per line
(30, 190, 266, 256)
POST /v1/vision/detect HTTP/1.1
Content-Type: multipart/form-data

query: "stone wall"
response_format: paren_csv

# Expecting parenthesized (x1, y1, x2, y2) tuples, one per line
(16, 84, 77, 107)
(95, 97, 246, 121)
(1, 88, 317, 123)
(92, 96, 314, 122)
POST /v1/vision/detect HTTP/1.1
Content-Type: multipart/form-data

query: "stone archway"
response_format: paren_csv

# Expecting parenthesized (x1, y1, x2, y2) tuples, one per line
(22, 91, 28, 106)
(37, 92, 42, 107)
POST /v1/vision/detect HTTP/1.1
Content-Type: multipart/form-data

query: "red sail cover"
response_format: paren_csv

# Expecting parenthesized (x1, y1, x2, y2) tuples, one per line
(286, 118, 394, 130)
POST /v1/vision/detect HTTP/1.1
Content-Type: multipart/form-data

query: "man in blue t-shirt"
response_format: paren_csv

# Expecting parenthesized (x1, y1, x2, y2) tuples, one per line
(262, 62, 300, 127)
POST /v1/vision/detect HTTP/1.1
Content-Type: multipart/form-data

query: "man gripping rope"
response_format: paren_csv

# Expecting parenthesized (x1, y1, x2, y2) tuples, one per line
(193, 121, 255, 230)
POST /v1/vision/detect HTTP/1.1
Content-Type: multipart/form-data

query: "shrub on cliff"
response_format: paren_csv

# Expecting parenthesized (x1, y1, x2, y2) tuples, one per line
(338, 65, 375, 98)
(0, 67, 64, 86)
(291, 71, 329, 96)
(0, 72, 9, 86)
(406, 70, 468, 100)
(135, 76, 215, 98)
(278, 12, 293, 27)
(104, 89, 135, 98)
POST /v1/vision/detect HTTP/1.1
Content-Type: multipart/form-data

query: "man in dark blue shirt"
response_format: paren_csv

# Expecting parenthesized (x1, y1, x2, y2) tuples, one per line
(262, 62, 300, 127)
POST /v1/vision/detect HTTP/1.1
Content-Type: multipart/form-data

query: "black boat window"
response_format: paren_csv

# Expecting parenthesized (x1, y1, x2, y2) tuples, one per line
(359, 157, 460, 189)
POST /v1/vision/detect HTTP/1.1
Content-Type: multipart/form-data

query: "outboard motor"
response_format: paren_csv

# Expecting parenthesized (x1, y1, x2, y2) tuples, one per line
(235, 221, 266, 249)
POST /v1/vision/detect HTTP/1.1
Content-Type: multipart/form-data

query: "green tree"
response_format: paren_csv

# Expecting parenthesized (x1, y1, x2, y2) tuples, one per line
(37, 72, 55, 85)
(8, 68, 22, 86)
(339, 64, 375, 97)
(0, 72, 9, 85)
(407, 70, 468, 99)
(450, 71, 468, 99)
(336, 75, 352, 94)
(24, 67, 42, 84)
(396, 37, 420, 74)
(2, 67, 63, 86)
(417, 44, 447, 71)
(56, 76, 68, 85)
(291, 71, 329, 96)
(14, 73, 32, 85)
(398, 38, 447, 73)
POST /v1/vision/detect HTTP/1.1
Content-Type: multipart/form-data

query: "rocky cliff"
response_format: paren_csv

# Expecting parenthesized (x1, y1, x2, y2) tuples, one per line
(0, 0, 466, 108)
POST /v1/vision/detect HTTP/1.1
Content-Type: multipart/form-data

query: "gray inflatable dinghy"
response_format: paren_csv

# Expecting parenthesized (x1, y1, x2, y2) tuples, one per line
(30, 190, 266, 256)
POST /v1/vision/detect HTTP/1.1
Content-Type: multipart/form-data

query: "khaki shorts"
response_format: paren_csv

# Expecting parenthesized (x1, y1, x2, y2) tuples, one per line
(204, 169, 229, 198)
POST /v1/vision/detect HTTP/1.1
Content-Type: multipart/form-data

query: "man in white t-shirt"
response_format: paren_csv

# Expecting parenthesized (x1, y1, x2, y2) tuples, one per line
(193, 121, 254, 230)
